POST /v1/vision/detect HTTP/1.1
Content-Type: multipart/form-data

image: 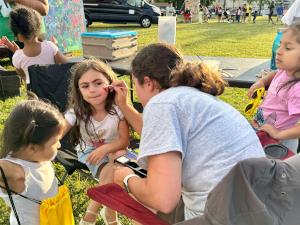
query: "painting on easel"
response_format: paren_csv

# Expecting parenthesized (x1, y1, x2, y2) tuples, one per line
(45, 0, 86, 53)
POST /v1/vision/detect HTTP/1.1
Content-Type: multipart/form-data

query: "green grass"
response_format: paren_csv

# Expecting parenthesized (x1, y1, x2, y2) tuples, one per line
(0, 17, 278, 224)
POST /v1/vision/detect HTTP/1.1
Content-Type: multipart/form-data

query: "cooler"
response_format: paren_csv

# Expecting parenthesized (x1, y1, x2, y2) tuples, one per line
(81, 30, 137, 61)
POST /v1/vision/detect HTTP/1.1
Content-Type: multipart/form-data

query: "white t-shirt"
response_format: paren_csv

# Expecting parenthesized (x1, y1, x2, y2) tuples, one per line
(0, 157, 58, 225)
(64, 105, 124, 151)
(12, 41, 58, 84)
(137, 86, 265, 220)
(166, 6, 176, 16)
(281, 0, 300, 25)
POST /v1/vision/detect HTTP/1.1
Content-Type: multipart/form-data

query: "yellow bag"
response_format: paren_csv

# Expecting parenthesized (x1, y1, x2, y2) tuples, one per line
(40, 185, 75, 225)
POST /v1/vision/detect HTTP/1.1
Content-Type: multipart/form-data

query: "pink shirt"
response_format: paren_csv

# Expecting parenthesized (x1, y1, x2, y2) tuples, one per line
(13, 41, 58, 84)
(260, 70, 300, 129)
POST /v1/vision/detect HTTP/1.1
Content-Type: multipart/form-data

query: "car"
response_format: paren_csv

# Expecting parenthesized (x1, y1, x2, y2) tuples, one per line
(83, 0, 161, 28)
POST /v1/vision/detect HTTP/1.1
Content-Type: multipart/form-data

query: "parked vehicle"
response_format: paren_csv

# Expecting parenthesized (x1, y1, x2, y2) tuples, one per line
(83, 0, 161, 28)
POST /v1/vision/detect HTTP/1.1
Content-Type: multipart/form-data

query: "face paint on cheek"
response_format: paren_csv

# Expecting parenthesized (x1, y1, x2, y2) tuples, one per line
(105, 85, 114, 93)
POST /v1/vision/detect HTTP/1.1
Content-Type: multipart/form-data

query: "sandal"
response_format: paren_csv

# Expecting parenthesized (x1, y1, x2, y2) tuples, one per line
(79, 209, 98, 225)
(100, 207, 121, 225)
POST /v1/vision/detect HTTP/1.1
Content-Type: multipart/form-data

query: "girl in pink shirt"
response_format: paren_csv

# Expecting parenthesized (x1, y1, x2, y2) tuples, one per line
(248, 23, 300, 153)
(6, 6, 67, 88)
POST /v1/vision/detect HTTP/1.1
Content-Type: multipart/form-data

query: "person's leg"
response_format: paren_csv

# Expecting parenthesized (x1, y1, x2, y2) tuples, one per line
(82, 162, 119, 224)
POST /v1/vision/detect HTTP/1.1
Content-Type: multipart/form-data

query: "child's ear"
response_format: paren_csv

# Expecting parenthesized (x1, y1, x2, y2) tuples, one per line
(28, 143, 40, 153)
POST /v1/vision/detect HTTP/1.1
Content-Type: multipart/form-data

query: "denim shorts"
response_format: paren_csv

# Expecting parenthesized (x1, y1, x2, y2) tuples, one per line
(77, 146, 109, 178)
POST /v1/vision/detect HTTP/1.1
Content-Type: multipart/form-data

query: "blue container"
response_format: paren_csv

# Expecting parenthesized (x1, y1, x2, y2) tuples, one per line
(81, 30, 137, 39)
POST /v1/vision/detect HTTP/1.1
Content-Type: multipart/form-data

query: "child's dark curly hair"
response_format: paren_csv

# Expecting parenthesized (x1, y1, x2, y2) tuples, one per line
(9, 6, 41, 40)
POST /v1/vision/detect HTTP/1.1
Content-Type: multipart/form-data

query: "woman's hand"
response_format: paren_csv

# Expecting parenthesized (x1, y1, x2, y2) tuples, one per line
(260, 124, 280, 139)
(114, 166, 135, 188)
(112, 80, 129, 109)
(86, 147, 108, 165)
(1, 37, 19, 53)
(247, 80, 264, 98)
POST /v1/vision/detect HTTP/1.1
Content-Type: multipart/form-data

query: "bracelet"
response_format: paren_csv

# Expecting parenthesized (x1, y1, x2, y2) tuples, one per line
(123, 174, 139, 193)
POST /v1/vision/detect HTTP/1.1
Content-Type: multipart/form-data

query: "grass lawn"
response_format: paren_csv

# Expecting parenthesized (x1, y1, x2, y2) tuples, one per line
(0, 17, 280, 224)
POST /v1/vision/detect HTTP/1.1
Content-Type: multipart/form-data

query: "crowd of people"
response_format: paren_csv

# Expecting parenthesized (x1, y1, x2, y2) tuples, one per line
(0, 0, 300, 225)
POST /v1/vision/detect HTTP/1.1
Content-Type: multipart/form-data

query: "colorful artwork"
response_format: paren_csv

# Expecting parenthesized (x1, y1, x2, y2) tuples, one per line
(45, 0, 86, 53)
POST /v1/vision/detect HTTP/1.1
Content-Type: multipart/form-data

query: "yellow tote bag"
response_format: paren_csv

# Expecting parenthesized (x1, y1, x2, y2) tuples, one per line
(40, 185, 75, 225)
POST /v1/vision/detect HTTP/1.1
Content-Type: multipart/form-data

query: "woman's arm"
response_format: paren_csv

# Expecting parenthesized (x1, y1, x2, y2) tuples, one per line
(87, 120, 130, 165)
(113, 80, 143, 135)
(12, 0, 49, 16)
(114, 151, 182, 213)
(260, 123, 300, 140)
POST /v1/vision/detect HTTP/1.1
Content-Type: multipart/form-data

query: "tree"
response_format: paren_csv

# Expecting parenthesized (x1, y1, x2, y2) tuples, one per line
(200, 0, 214, 6)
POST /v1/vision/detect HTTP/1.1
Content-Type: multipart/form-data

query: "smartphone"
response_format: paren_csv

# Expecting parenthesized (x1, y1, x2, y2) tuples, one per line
(115, 156, 147, 178)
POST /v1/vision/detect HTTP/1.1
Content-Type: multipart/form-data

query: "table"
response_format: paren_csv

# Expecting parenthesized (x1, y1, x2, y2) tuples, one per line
(109, 55, 271, 88)
(71, 55, 270, 87)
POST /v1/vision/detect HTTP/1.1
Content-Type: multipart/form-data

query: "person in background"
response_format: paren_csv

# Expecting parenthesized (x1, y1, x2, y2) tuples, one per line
(203, 6, 209, 23)
(252, 2, 258, 24)
(268, 1, 275, 24)
(166, 1, 176, 16)
(112, 43, 265, 224)
(0, 0, 48, 54)
(248, 23, 300, 153)
(276, 3, 284, 24)
(2, 6, 67, 89)
(236, 7, 241, 23)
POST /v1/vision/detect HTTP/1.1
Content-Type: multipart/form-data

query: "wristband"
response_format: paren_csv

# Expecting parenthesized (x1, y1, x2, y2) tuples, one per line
(123, 174, 139, 193)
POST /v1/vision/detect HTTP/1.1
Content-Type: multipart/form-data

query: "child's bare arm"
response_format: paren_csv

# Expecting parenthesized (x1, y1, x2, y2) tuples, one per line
(86, 120, 130, 165)
(1, 36, 19, 53)
(260, 123, 300, 140)
(247, 71, 276, 98)
(54, 51, 68, 64)
(12, 0, 49, 16)
(0, 160, 25, 193)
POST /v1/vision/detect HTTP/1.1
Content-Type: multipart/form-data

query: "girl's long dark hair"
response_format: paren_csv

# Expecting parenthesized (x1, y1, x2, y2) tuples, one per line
(132, 43, 227, 96)
(67, 59, 117, 148)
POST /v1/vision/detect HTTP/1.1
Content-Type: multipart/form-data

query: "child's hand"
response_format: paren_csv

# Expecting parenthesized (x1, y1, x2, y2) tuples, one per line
(108, 149, 127, 161)
(260, 124, 280, 139)
(247, 80, 264, 98)
(1, 36, 19, 53)
(86, 147, 108, 165)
